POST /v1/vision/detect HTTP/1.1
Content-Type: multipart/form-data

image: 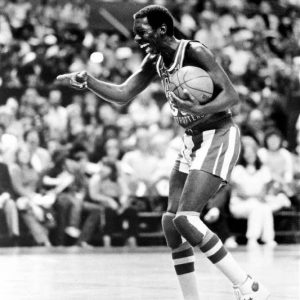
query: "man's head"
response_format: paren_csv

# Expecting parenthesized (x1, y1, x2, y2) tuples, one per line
(24, 129, 40, 152)
(133, 5, 174, 54)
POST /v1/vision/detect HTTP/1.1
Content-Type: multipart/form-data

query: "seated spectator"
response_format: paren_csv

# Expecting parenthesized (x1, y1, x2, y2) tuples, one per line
(0, 146, 20, 246)
(148, 133, 174, 212)
(230, 136, 290, 248)
(243, 109, 266, 146)
(291, 123, 300, 211)
(43, 89, 68, 142)
(121, 127, 161, 210)
(10, 145, 52, 246)
(87, 158, 138, 247)
(41, 148, 85, 246)
(24, 129, 52, 174)
(0, 115, 19, 164)
(258, 128, 295, 207)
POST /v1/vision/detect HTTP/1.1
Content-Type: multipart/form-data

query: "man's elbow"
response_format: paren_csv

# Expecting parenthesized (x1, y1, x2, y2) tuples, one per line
(117, 85, 135, 105)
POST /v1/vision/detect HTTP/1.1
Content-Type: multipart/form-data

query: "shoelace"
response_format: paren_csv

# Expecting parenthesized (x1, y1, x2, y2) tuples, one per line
(233, 288, 254, 300)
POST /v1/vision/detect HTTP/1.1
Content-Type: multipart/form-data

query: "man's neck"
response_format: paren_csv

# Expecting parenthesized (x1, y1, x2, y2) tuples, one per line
(159, 37, 180, 67)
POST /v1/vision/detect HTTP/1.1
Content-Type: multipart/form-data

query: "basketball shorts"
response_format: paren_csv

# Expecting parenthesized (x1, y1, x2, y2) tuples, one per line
(174, 120, 241, 182)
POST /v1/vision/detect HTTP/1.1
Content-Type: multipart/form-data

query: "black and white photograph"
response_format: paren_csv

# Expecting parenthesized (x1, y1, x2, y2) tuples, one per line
(0, 0, 299, 299)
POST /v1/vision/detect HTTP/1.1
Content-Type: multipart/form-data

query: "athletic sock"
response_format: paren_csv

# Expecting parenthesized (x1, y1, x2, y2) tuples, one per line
(172, 242, 200, 300)
(199, 230, 248, 287)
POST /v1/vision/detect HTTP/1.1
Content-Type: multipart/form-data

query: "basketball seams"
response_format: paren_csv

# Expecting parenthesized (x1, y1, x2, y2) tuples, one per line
(184, 80, 213, 94)
(176, 76, 212, 96)
(172, 79, 210, 94)
(185, 85, 212, 95)
(168, 66, 213, 101)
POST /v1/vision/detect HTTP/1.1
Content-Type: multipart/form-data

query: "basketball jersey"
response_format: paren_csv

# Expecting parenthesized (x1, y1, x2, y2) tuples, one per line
(155, 39, 231, 129)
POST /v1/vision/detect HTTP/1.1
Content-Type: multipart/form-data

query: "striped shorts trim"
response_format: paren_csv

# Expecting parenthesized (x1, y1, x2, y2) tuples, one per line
(174, 124, 241, 181)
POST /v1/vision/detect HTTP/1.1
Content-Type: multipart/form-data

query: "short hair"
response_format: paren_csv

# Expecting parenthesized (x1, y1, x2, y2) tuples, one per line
(134, 5, 174, 36)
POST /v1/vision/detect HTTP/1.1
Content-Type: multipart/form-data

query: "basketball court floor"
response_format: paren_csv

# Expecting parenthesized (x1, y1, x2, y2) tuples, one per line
(0, 245, 299, 300)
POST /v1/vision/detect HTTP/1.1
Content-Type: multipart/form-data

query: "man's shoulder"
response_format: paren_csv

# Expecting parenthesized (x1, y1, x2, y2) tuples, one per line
(186, 40, 208, 52)
(185, 40, 214, 60)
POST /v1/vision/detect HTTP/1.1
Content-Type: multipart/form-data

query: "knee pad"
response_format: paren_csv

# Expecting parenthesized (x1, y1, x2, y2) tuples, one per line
(173, 212, 208, 247)
(162, 212, 182, 249)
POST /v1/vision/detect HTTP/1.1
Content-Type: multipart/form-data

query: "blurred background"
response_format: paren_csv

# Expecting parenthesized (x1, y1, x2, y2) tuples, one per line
(0, 0, 299, 249)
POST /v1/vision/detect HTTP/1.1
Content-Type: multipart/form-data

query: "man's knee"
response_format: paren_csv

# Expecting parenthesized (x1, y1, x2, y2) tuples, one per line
(162, 212, 182, 249)
(173, 212, 208, 247)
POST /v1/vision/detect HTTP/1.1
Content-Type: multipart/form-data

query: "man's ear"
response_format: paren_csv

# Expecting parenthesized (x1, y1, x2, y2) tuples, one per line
(160, 24, 167, 35)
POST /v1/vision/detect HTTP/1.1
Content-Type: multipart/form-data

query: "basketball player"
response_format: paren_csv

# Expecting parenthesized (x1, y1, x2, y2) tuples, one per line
(57, 5, 270, 300)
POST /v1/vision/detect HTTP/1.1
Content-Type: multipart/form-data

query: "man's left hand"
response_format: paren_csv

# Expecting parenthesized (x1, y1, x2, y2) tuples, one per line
(169, 89, 205, 116)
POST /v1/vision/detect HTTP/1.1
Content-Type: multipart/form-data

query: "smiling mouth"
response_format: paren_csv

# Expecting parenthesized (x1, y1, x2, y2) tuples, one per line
(139, 43, 152, 53)
(140, 43, 149, 48)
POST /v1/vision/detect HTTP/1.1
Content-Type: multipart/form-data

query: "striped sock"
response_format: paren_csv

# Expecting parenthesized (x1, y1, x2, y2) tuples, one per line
(172, 242, 200, 300)
(199, 231, 228, 264)
(199, 230, 247, 286)
(172, 242, 195, 275)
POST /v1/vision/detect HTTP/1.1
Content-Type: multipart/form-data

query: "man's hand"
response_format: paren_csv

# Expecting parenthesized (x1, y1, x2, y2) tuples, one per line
(169, 89, 205, 116)
(56, 71, 88, 90)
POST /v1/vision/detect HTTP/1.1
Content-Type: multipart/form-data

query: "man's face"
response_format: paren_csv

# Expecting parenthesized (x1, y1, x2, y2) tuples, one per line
(133, 17, 160, 54)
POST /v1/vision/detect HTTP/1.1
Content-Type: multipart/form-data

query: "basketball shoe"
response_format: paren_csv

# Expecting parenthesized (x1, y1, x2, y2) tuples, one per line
(233, 276, 270, 300)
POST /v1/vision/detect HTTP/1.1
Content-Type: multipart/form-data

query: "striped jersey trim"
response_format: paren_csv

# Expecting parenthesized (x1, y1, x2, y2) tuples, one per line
(220, 126, 238, 179)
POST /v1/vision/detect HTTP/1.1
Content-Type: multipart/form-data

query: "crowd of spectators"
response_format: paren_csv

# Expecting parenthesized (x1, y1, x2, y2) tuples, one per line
(0, 0, 300, 248)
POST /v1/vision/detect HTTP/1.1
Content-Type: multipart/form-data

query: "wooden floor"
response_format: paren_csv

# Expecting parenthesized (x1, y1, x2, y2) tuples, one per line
(0, 245, 299, 300)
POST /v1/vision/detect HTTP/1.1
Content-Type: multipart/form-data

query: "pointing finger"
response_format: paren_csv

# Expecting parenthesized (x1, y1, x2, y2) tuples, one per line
(56, 74, 72, 81)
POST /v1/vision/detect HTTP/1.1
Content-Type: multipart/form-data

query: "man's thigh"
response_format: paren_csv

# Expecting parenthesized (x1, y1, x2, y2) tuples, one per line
(167, 168, 187, 213)
(178, 170, 223, 213)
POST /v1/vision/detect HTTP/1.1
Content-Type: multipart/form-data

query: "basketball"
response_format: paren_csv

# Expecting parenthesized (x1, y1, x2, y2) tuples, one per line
(168, 66, 214, 104)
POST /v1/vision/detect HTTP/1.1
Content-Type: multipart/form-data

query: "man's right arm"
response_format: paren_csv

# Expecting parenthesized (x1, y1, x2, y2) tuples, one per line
(57, 54, 158, 105)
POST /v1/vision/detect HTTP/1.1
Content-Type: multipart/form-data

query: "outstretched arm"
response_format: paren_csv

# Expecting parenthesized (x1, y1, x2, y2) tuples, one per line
(56, 54, 158, 105)
(171, 42, 239, 115)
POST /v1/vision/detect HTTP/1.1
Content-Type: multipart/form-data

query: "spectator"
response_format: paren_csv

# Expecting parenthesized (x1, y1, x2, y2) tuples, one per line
(0, 109, 19, 164)
(258, 128, 295, 208)
(292, 121, 300, 211)
(41, 148, 85, 245)
(88, 158, 138, 247)
(44, 89, 68, 142)
(0, 146, 20, 246)
(10, 145, 52, 246)
(230, 136, 290, 248)
(121, 127, 161, 209)
(23, 129, 52, 174)
(244, 109, 266, 145)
